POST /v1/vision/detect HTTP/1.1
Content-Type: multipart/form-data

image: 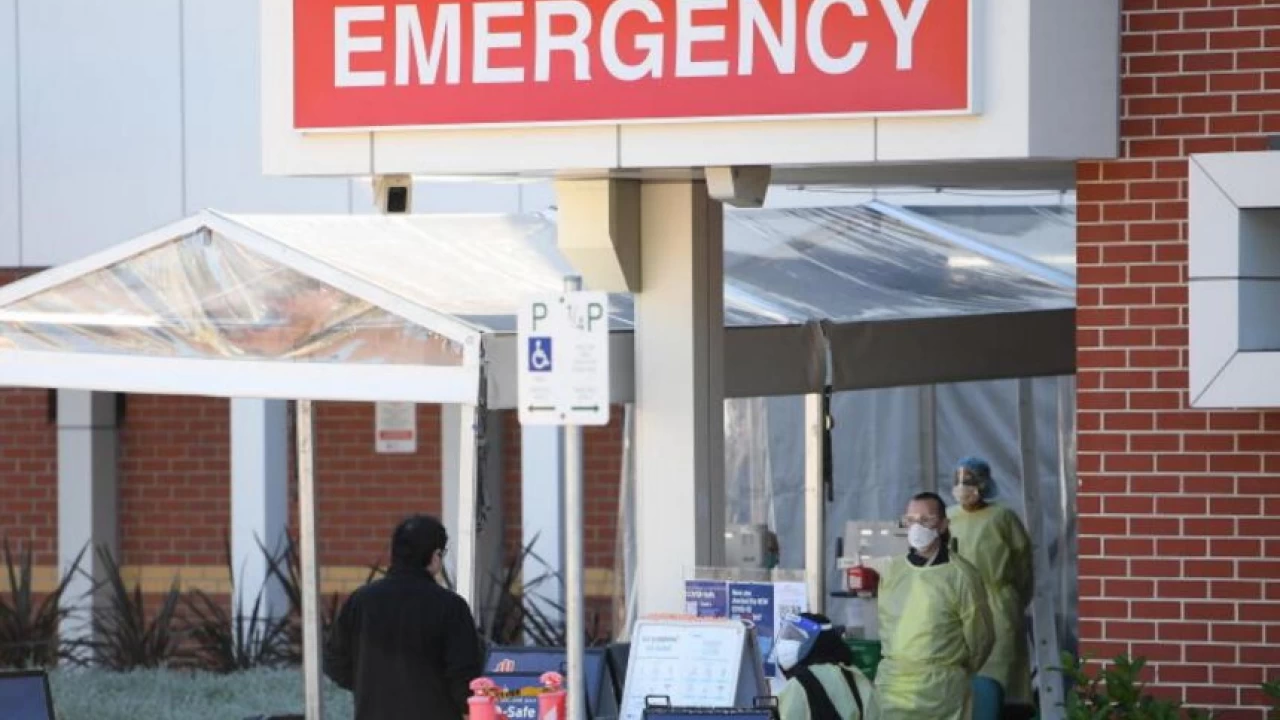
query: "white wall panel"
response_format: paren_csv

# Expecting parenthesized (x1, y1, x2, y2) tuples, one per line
(19, 0, 183, 266)
(0, 0, 20, 265)
(182, 0, 350, 215)
(874, 0, 1032, 161)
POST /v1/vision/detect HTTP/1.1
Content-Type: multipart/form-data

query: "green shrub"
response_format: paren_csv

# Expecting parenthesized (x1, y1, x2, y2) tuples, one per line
(1262, 680, 1279, 720)
(89, 546, 188, 670)
(1057, 652, 1211, 720)
(0, 538, 87, 668)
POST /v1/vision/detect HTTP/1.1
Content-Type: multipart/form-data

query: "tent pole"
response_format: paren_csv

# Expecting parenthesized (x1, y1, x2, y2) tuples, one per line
(456, 404, 480, 608)
(803, 392, 825, 613)
(297, 399, 324, 719)
(1018, 380, 1065, 720)
(563, 275, 586, 720)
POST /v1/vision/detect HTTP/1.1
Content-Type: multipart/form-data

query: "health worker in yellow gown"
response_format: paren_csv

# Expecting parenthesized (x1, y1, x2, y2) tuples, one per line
(875, 492, 994, 720)
(947, 457, 1035, 720)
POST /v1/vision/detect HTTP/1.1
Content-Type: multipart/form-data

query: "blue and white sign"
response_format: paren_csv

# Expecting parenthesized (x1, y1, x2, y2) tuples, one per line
(528, 337, 554, 373)
(684, 580, 729, 618)
(518, 291, 610, 426)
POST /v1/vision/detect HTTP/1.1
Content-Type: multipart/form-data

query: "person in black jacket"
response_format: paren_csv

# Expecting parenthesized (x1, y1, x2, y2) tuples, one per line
(324, 514, 484, 720)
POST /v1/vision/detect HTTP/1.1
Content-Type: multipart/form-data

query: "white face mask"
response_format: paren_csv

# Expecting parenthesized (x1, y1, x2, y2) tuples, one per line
(952, 484, 980, 506)
(907, 524, 939, 551)
(775, 639, 802, 671)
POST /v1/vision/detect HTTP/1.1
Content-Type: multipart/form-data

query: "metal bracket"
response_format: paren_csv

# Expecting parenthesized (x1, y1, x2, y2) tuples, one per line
(706, 166, 772, 208)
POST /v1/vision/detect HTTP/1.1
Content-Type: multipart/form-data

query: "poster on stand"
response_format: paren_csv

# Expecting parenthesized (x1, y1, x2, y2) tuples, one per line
(728, 583, 776, 677)
(683, 579, 809, 679)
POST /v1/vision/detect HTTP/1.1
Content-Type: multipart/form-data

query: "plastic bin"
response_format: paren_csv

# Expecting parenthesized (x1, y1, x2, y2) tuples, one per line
(843, 639, 883, 681)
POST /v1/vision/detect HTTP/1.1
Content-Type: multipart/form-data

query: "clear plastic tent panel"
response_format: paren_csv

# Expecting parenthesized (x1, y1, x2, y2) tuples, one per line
(0, 204, 1073, 371)
(230, 204, 1072, 333)
(0, 229, 464, 366)
(719, 376, 1078, 658)
(722, 205, 1073, 324)
(222, 213, 641, 333)
(903, 205, 1077, 278)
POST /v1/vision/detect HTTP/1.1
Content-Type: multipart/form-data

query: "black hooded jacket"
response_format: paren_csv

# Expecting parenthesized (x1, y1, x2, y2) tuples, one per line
(324, 564, 484, 720)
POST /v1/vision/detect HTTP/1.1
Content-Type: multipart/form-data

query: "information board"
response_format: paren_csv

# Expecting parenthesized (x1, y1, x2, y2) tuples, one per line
(682, 581, 808, 678)
(619, 618, 767, 720)
(374, 401, 416, 453)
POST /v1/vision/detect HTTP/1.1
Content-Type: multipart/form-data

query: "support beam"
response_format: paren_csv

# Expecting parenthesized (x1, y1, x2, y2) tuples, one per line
(57, 390, 119, 646)
(230, 399, 289, 625)
(632, 180, 726, 616)
(522, 424, 564, 629)
(554, 179, 641, 292)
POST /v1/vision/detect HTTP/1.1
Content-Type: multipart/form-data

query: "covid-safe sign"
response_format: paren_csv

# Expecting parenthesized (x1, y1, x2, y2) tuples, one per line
(291, 0, 974, 130)
(517, 291, 611, 426)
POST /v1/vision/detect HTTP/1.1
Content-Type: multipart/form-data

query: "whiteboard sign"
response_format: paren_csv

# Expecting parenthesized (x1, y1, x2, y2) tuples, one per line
(620, 617, 767, 720)
(375, 402, 416, 454)
(517, 291, 610, 426)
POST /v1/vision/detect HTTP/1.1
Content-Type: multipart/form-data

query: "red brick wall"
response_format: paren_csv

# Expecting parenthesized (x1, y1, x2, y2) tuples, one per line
(499, 408, 625, 572)
(0, 270, 57, 565)
(502, 412, 524, 559)
(0, 389, 56, 564)
(119, 395, 230, 566)
(1077, 2, 1280, 716)
(584, 417, 623, 571)
(302, 401, 444, 567)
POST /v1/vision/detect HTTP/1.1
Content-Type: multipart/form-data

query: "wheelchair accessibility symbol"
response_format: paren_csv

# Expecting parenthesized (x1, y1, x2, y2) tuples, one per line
(527, 337, 553, 373)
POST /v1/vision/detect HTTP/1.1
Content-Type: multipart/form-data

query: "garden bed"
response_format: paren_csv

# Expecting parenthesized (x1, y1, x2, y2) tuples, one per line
(48, 667, 354, 720)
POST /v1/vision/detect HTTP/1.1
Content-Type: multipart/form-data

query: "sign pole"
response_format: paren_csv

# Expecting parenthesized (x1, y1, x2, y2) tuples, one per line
(562, 275, 586, 720)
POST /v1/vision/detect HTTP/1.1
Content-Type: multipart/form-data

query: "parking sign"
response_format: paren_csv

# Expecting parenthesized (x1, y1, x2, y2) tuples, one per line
(517, 292, 610, 426)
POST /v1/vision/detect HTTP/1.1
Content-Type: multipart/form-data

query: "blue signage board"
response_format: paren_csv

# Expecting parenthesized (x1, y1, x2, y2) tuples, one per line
(683, 580, 729, 617)
(727, 583, 776, 676)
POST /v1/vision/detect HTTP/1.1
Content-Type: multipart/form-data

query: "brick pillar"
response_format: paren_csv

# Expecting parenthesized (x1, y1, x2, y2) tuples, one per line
(1076, 3, 1280, 716)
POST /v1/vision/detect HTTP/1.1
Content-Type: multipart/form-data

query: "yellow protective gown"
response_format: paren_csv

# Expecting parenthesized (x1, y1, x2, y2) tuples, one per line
(948, 503, 1034, 703)
(874, 552, 995, 720)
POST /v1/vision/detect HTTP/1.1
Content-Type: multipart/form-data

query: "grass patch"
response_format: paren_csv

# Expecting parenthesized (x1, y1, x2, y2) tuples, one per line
(48, 667, 354, 720)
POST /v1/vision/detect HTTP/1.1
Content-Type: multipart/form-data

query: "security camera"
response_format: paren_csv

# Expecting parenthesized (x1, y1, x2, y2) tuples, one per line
(374, 174, 413, 214)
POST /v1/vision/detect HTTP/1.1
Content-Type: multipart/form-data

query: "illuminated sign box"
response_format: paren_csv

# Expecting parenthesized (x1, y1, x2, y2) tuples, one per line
(293, 0, 974, 130)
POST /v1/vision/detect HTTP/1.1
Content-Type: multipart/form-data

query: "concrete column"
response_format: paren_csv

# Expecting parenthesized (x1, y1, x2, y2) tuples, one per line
(521, 425, 564, 626)
(633, 180, 726, 617)
(230, 399, 289, 618)
(57, 390, 119, 643)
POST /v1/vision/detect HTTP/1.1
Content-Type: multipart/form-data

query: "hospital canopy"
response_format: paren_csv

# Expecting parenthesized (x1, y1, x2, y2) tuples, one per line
(0, 202, 1074, 403)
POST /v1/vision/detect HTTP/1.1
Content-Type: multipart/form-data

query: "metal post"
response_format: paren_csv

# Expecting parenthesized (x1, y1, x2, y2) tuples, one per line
(920, 385, 938, 492)
(563, 275, 586, 720)
(803, 392, 825, 613)
(296, 399, 324, 719)
(1017, 380, 1064, 720)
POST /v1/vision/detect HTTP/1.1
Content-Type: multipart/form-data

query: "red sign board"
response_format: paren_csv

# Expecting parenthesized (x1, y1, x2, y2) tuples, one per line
(293, 0, 972, 130)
